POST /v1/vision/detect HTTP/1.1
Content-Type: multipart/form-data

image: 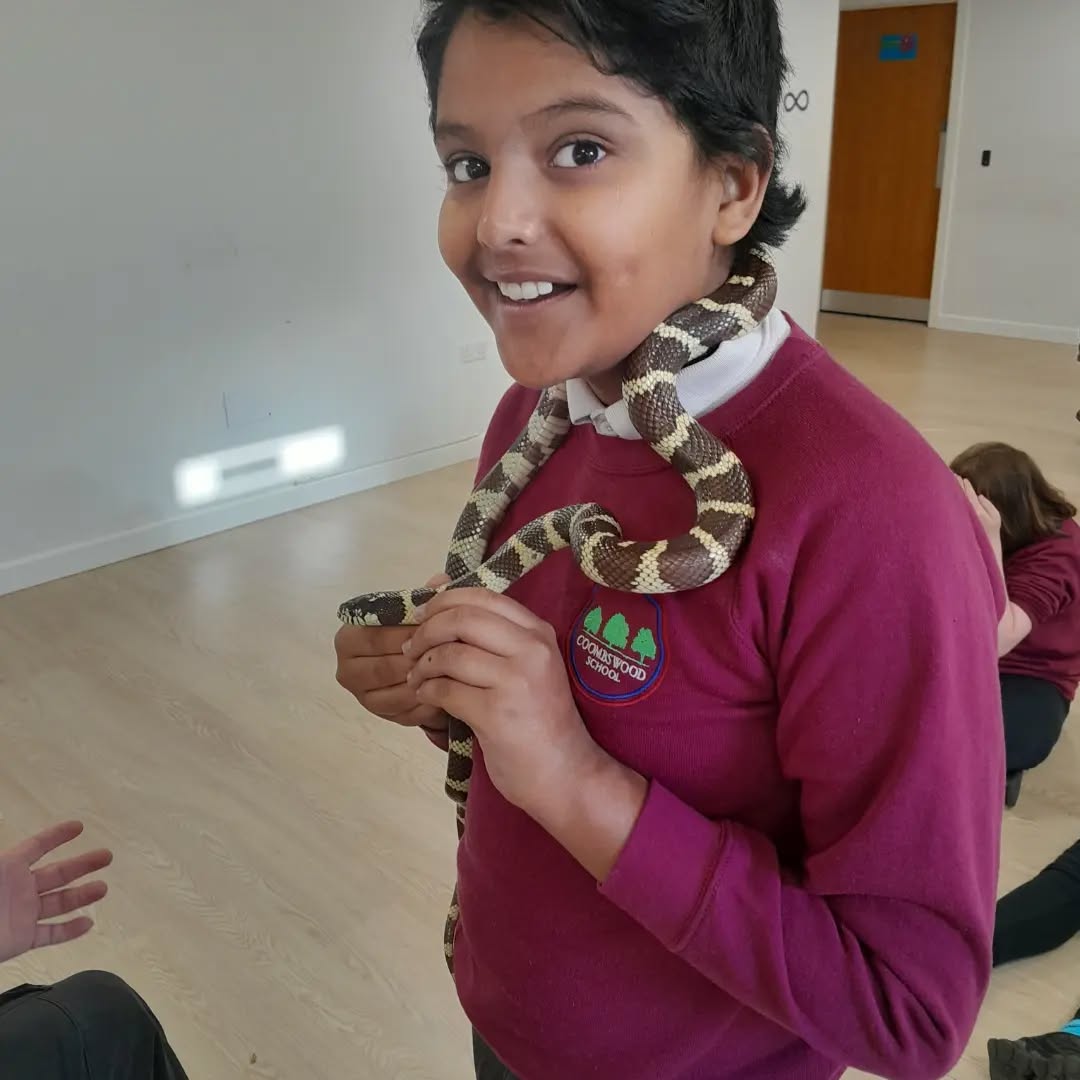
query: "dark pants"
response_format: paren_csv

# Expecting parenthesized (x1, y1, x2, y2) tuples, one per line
(0, 970, 187, 1079)
(474, 1029, 519, 1080)
(994, 838, 1080, 966)
(1002, 674, 1069, 774)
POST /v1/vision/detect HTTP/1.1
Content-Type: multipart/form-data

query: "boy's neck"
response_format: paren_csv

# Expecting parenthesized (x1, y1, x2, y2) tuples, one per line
(586, 364, 626, 406)
(585, 253, 739, 407)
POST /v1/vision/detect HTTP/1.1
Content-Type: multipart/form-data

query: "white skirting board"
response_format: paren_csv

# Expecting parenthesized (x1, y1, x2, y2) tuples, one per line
(0, 436, 482, 599)
(929, 314, 1080, 348)
(821, 290, 930, 323)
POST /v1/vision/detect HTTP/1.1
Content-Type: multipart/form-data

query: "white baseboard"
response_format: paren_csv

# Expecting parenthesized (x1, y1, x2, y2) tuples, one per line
(930, 314, 1080, 347)
(821, 289, 930, 322)
(0, 436, 482, 598)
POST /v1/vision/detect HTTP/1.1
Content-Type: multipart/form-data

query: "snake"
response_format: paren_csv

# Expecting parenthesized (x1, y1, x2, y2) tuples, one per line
(337, 247, 777, 971)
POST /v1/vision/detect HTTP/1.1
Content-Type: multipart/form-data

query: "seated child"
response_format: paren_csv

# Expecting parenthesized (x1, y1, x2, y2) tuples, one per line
(0, 819, 188, 1078)
(953, 442, 1080, 805)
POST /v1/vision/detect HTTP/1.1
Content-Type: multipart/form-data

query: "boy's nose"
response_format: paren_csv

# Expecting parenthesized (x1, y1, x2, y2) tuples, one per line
(476, 169, 542, 250)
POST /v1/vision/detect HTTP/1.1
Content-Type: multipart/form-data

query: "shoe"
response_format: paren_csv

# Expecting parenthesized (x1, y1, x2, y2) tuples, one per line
(988, 1032, 1080, 1078)
(1005, 772, 1023, 809)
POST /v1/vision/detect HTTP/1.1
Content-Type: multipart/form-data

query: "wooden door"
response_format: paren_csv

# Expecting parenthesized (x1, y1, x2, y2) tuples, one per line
(821, 3, 956, 320)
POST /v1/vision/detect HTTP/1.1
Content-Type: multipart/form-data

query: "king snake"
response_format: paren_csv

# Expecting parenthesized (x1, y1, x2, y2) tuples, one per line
(338, 247, 777, 971)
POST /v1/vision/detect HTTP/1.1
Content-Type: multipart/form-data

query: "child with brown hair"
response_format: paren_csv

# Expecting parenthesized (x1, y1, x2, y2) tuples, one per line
(952, 441, 1080, 805)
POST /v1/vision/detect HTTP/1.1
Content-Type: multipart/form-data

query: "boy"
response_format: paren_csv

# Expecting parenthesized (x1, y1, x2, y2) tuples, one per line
(336, 3, 1006, 1077)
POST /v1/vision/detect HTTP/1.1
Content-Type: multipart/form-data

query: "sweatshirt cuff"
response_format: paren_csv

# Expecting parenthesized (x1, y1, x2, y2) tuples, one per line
(598, 781, 727, 948)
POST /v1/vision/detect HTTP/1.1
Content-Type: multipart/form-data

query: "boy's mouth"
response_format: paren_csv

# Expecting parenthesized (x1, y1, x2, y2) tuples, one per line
(494, 280, 577, 306)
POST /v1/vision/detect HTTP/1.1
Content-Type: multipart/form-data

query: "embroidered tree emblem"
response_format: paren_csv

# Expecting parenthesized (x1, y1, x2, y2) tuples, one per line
(583, 607, 603, 636)
(631, 627, 658, 664)
(602, 613, 630, 650)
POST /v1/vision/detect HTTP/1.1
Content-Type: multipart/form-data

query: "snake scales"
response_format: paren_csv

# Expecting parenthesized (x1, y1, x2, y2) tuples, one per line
(338, 247, 777, 971)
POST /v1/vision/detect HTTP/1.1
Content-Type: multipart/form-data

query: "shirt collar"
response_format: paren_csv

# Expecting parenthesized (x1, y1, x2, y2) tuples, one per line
(565, 306, 790, 440)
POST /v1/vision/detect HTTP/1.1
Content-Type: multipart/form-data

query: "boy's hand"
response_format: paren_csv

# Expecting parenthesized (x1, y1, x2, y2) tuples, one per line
(334, 573, 452, 747)
(0, 821, 112, 965)
(403, 588, 604, 822)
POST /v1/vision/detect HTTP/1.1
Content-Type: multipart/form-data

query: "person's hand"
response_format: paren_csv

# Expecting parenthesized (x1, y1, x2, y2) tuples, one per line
(0, 820, 113, 965)
(335, 573, 452, 748)
(958, 476, 1003, 561)
(403, 588, 605, 821)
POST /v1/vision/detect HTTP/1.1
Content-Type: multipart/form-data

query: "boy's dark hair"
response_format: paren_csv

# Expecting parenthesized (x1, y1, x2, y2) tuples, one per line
(415, 0, 807, 256)
(951, 441, 1077, 556)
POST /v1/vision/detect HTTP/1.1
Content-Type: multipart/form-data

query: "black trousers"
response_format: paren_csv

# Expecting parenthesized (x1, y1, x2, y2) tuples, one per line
(994, 838, 1080, 966)
(0, 970, 187, 1079)
(1002, 674, 1069, 774)
(474, 1029, 519, 1080)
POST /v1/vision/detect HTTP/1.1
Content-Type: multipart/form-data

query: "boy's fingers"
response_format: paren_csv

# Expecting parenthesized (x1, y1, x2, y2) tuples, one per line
(335, 624, 415, 659)
(360, 682, 422, 719)
(423, 727, 451, 751)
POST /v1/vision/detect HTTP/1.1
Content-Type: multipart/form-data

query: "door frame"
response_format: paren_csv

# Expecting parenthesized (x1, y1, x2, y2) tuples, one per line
(822, 0, 970, 327)
(926, 0, 970, 332)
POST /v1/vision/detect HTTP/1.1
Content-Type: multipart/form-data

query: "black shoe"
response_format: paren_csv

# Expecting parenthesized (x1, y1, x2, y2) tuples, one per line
(988, 1032, 1080, 1079)
(1005, 771, 1023, 808)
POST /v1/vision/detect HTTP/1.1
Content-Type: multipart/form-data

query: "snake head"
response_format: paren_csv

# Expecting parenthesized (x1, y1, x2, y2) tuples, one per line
(337, 588, 438, 627)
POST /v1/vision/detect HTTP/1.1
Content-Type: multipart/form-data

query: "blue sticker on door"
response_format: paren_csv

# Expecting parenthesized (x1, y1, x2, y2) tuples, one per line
(880, 33, 918, 61)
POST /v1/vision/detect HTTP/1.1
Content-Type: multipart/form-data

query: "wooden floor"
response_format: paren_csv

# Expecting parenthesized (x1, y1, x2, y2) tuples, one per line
(1, 314, 1078, 1080)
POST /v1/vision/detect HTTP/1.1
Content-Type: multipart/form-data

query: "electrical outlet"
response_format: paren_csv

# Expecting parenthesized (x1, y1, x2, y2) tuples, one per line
(460, 342, 487, 366)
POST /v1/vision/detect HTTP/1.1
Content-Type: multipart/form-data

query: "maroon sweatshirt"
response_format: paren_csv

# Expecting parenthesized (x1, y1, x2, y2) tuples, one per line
(999, 517, 1080, 699)
(451, 319, 1005, 1080)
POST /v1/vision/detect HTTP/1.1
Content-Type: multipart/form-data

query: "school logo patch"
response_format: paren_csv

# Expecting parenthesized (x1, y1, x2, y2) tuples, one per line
(567, 588, 666, 705)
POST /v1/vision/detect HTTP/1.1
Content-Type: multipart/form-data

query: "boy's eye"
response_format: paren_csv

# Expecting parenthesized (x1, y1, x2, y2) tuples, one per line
(449, 157, 489, 184)
(552, 140, 607, 169)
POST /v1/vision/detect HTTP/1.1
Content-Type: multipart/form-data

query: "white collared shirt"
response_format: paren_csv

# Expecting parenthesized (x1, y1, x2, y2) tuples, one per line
(565, 306, 791, 439)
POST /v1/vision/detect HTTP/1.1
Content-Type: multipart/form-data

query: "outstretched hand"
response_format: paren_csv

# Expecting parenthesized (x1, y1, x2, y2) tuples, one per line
(0, 821, 113, 965)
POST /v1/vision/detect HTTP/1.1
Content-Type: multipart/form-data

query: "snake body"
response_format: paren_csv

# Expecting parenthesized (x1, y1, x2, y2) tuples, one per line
(338, 248, 777, 969)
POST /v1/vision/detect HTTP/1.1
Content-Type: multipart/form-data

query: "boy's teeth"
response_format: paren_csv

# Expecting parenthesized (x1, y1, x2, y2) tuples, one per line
(498, 281, 557, 302)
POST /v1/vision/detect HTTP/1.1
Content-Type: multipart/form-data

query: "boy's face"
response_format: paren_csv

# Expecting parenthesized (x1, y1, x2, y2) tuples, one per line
(434, 14, 762, 401)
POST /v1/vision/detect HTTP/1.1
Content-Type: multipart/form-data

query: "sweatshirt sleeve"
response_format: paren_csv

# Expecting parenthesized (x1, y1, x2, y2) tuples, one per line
(1005, 537, 1079, 625)
(599, 461, 1005, 1080)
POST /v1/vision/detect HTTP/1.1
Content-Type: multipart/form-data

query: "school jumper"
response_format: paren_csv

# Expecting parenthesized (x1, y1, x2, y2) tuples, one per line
(454, 313, 1005, 1080)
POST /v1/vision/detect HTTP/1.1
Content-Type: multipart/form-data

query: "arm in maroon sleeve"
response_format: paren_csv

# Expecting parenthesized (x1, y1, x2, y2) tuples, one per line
(598, 471, 1005, 1080)
(997, 536, 1079, 655)
(1005, 539, 1079, 626)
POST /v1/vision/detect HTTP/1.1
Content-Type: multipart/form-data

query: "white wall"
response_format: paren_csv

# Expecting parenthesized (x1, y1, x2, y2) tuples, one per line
(773, 0, 841, 336)
(931, 0, 1080, 345)
(0, 1, 506, 595)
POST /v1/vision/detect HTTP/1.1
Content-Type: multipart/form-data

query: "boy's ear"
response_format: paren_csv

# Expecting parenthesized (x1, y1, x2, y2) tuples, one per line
(711, 151, 772, 250)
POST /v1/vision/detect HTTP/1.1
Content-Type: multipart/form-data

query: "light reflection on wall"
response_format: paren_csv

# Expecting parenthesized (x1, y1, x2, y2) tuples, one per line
(173, 426, 346, 508)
